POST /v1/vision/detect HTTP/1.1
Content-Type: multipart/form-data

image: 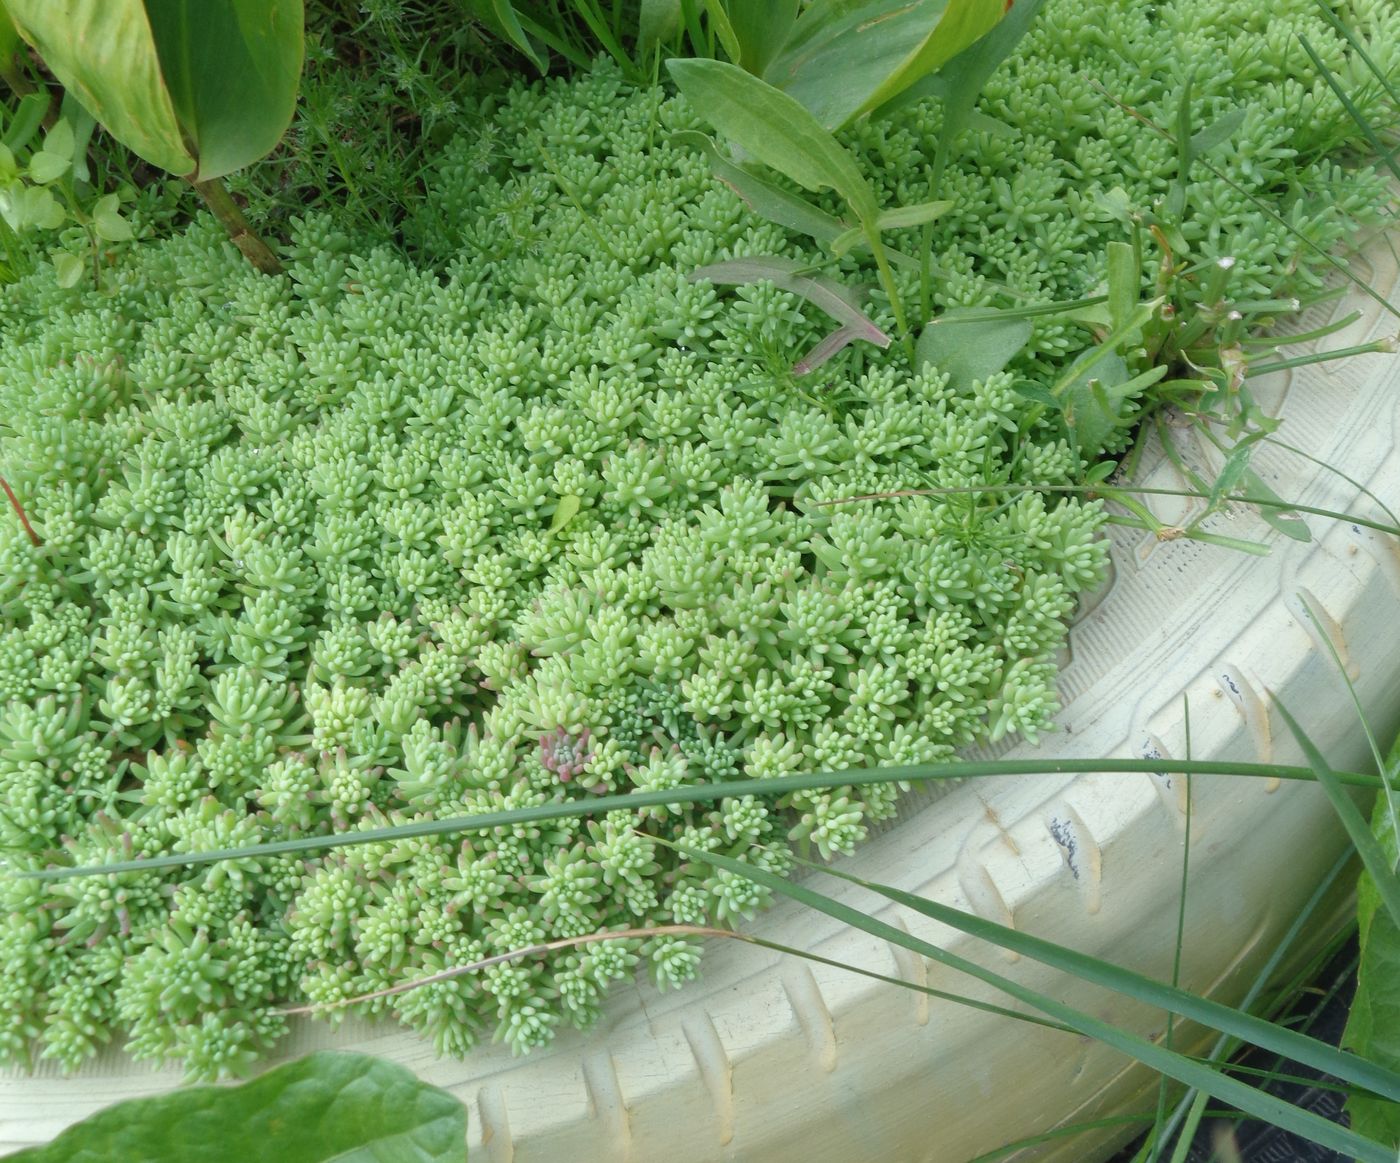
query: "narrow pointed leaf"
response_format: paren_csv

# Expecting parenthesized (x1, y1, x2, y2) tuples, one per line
(675, 845, 1399, 1162)
(1275, 696, 1400, 934)
(690, 256, 890, 345)
(673, 131, 852, 245)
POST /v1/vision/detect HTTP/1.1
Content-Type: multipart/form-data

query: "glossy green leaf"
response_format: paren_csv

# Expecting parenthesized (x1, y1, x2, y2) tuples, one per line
(916, 307, 1033, 392)
(6, 1051, 467, 1163)
(763, 0, 1005, 130)
(666, 57, 878, 220)
(143, 0, 304, 180)
(3, 0, 193, 174)
(831, 199, 954, 255)
(1346, 733, 1400, 1146)
(725, 0, 799, 74)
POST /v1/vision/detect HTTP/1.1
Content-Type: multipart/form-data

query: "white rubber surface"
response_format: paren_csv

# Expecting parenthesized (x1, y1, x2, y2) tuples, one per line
(3, 241, 1398, 1161)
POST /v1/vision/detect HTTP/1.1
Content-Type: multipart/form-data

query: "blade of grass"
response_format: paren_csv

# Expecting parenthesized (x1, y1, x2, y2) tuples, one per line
(968, 1114, 1155, 1162)
(817, 481, 1400, 539)
(1294, 591, 1400, 872)
(1152, 847, 1356, 1152)
(12, 758, 1383, 879)
(1149, 698, 1194, 1163)
(1273, 696, 1400, 932)
(772, 852, 1400, 1105)
(1298, 33, 1400, 184)
(670, 844, 1400, 1161)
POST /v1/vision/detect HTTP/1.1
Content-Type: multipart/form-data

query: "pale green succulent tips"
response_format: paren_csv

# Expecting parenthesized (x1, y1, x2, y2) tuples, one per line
(0, 0, 1393, 1078)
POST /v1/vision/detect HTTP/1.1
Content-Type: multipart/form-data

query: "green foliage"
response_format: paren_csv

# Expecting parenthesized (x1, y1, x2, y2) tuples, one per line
(0, 97, 138, 287)
(2, 0, 304, 182)
(0, 60, 1108, 1074)
(0, 0, 1395, 1085)
(4, 1051, 466, 1162)
(1345, 731, 1400, 1146)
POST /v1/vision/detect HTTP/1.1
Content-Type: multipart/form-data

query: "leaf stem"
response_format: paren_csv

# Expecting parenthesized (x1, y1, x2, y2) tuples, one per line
(190, 177, 282, 275)
(0, 474, 40, 546)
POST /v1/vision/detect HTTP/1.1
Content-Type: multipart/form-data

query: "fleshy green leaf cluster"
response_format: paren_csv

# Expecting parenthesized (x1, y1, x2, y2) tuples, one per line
(0, 0, 1393, 1080)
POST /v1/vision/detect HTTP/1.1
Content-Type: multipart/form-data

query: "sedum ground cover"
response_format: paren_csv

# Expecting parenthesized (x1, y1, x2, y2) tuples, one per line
(0, 0, 1395, 1078)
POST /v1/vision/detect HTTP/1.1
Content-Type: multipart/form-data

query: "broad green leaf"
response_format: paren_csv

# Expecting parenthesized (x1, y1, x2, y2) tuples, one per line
(0, 142, 14, 180)
(143, 0, 304, 180)
(916, 307, 1033, 391)
(666, 57, 879, 221)
(725, 0, 799, 74)
(881, 0, 1047, 136)
(5, 1051, 467, 1163)
(3, 0, 193, 175)
(91, 193, 134, 242)
(764, 0, 1005, 130)
(1346, 733, 1400, 1145)
(690, 255, 890, 345)
(26, 146, 69, 185)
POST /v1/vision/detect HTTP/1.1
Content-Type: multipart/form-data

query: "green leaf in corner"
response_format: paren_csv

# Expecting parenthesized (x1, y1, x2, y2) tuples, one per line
(1345, 731, 1400, 1147)
(4, 1051, 467, 1163)
(916, 307, 1034, 392)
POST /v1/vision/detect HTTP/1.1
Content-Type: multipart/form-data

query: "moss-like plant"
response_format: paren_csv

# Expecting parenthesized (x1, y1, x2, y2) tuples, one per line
(0, 0, 1394, 1079)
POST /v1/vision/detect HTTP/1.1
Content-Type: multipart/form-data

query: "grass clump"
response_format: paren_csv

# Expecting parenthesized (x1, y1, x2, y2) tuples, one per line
(0, 0, 1394, 1079)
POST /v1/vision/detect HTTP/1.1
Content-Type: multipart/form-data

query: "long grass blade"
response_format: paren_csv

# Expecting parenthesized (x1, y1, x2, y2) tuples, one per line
(1273, 697, 1400, 933)
(672, 845, 1400, 1161)
(794, 855, 1400, 1107)
(13, 758, 1381, 880)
